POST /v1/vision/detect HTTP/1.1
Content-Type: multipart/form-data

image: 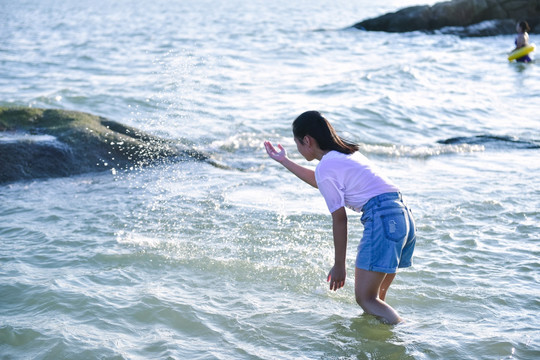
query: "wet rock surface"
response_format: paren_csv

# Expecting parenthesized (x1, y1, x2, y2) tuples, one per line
(0, 107, 212, 184)
(353, 0, 540, 36)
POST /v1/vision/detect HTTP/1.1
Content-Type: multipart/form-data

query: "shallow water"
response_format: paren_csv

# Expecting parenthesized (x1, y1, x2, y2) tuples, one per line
(1, 0, 539, 359)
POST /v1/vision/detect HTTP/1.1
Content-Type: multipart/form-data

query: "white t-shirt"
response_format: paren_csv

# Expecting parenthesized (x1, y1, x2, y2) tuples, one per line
(315, 150, 399, 213)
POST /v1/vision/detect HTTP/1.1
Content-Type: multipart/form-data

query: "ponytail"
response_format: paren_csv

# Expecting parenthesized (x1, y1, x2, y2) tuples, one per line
(292, 111, 359, 154)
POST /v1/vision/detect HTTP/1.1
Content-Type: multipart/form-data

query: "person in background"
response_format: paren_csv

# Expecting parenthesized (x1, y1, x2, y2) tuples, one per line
(514, 21, 531, 63)
(264, 111, 416, 324)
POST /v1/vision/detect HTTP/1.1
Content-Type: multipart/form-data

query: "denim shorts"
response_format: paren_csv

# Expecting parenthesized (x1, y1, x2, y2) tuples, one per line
(355, 192, 416, 273)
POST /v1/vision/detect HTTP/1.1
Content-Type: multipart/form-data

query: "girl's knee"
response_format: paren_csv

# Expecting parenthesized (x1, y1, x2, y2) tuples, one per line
(356, 298, 367, 311)
(355, 293, 376, 310)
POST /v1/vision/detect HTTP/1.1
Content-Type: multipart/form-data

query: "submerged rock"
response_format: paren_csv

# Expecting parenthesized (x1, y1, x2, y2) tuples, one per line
(353, 0, 540, 36)
(0, 107, 212, 184)
(438, 135, 540, 149)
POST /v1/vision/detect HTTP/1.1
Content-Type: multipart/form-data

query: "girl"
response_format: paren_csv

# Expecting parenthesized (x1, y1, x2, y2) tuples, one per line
(514, 21, 531, 63)
(264, 111, 416, 324)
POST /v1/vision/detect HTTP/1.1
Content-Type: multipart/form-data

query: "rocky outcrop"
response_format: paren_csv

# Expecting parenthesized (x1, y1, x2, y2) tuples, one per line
(0, 107, 213, 184)
(353, 0, 540, 36)
(438, 135, 540, 149)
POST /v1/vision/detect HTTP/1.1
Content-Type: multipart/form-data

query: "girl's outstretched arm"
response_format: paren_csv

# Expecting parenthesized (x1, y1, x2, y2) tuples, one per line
(327, 207, 347, 291)
(264, 141, 317, 188)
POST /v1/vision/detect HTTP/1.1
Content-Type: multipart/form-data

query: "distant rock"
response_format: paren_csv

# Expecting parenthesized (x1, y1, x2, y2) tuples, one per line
(0, 107, 213, 184)
(353, 0, 540, 37)
(438, 135, 540, 149)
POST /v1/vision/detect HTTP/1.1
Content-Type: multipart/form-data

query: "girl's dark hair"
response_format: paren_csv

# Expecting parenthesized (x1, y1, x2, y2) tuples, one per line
(519, 21, 531, 33)
(292, 111, 359, 154)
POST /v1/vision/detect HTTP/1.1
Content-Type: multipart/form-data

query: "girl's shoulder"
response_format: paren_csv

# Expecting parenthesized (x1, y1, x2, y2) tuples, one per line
(319, 150, 369, 169)
(317, 151, 346, 171)
(322, 150, 345, 160)
(320, 150, 355, 164)
(517, 32, 528, 40)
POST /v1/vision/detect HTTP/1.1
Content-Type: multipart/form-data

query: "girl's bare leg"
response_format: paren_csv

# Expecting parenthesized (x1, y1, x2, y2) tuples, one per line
(379, 273, 397, 301)
(355, 268, 402, 324)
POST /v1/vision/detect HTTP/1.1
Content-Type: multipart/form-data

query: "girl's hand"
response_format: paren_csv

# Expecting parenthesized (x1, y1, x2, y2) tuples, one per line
(327, 264, 346, 291)
(264, 141, 287, 163)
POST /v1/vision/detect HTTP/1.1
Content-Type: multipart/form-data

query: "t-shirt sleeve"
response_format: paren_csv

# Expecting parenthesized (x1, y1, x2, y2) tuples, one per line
(317, 178, 345, 213)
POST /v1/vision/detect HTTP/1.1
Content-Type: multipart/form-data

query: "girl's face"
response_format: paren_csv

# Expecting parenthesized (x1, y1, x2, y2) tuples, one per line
(516, 23, 522, 33)
(294, 136, 315, 161)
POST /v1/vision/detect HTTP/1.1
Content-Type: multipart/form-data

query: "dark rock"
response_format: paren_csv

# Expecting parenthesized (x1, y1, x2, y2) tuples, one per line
(0, 107, 214, 184)
(438, 135, 540, 149)
(353, 0, 540, 36)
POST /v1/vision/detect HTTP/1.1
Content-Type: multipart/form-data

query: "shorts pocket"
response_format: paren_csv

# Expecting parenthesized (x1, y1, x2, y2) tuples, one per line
(378, 208, 408, 242)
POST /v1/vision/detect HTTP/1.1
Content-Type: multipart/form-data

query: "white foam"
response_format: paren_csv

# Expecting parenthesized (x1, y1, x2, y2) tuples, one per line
(116, 231, 162, 248)
(0, 132, 58, 144)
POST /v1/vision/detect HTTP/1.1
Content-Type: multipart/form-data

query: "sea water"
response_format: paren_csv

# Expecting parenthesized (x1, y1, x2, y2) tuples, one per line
(1, 0, 539, 359)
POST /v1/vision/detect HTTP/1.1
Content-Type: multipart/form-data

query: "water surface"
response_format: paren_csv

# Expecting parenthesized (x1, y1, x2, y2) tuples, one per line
(1, 0, 539, 359)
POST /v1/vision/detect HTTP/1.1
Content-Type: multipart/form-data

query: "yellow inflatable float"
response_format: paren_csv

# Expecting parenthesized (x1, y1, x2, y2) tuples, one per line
(508, 44, 535, 61)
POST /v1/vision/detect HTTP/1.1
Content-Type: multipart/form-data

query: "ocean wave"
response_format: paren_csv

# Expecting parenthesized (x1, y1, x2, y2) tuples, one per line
(361, 142, 485, 158)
